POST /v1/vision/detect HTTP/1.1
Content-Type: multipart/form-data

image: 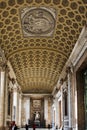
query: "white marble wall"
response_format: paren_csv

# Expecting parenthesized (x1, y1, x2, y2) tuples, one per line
(22, 97, 30, 125)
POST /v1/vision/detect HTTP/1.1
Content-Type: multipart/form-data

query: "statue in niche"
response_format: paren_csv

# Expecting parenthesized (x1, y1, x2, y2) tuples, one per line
(35, 111, 40, 121)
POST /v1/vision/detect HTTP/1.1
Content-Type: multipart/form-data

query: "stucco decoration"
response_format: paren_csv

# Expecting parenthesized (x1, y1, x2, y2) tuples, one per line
(21, 7, 56, 37)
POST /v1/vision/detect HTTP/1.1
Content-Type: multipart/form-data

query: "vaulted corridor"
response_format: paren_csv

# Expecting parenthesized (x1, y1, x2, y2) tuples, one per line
(0, 0, 87, 130)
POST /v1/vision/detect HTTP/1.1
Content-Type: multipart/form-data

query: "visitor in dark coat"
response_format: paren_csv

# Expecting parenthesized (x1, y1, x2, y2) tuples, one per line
(25, 124, 28, 130)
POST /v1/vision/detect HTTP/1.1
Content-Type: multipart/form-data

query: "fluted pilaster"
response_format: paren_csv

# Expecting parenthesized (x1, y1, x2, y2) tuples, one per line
(44, 97, 48, 127)
(11, 80, 18, 123)
(17, 93, 22, 126)
(66, 66, 72, 130)
(4, 65, 10, 127)
(0, 64, 8, 127)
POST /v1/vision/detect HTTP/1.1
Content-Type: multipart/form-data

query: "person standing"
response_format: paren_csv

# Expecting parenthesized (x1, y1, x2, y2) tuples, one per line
(48, 124, 50, 130)
(25, 124, 28, 130)
(12, 124, 15, 130)
(33, 123, 36, 130)
(11, 121, 15, 130)
(14, 124, 17, 130)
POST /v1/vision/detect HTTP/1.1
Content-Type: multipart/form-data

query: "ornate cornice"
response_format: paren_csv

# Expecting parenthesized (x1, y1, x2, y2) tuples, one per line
(5, 65, 10, 73)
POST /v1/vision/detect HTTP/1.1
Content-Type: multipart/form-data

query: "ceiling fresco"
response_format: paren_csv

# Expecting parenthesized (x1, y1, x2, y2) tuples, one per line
(0, 0, 87, 93)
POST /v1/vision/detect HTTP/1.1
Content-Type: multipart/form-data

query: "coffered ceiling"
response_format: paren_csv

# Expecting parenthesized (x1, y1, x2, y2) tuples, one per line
(0, 0, 87, 93)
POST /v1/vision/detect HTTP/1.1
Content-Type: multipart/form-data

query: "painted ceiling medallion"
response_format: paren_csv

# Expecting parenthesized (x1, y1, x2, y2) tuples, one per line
(21, 7, 56, 37)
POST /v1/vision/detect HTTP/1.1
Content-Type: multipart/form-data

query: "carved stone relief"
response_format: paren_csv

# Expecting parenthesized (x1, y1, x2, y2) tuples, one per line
(21, 7, 56, 37)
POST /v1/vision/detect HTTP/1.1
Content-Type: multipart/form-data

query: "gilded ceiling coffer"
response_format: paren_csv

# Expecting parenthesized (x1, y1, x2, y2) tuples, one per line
(0, 0, 86, 94)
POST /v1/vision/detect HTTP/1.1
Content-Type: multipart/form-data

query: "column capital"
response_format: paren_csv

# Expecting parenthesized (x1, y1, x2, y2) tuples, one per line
(0, 62, 7, 71)
(59, 78, 64, 85)
(9, 79, 18, 92)
(5, 65, 10, 73)
(11, 78, 16, 85)
(66, 66, 71, 74)
(12, 85, 18, 92)
(66, 63, 74, 74)
(18, 86, 22, 94)
(12, 84, 21, 93)
(63, 87, 68, 95)
(19, 93, 22, 98)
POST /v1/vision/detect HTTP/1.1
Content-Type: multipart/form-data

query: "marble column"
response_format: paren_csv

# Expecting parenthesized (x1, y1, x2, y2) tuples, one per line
(24, 98, 30, 124)
(55, 98, 58, 127)
(67, 67, 72, 130)
(61, 86, 64, 127)
(18, 93, 22, 126)
(44, 97, 48, 127)
(0, 66, 6, 127)
(52, 105, 55, 128)
(29, 97, 30, 121)
(12, 81, 18, 123)
(4, 65, 10, 126)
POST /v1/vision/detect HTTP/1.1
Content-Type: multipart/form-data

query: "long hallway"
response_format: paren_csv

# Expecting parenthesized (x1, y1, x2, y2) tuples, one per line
(0, 0, 87, 130)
